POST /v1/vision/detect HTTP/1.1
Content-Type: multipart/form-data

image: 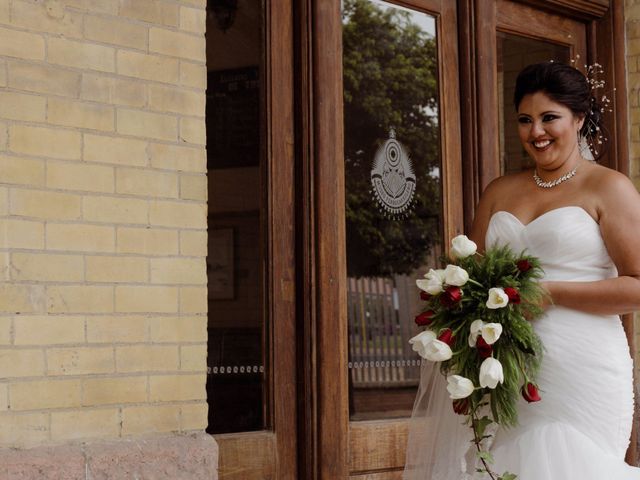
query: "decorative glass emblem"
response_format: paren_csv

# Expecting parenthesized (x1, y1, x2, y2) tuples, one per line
(370, 128, 416, 218)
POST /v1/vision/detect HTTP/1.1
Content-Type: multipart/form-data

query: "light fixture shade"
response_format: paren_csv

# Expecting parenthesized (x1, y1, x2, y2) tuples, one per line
(208, 0, 238, 32)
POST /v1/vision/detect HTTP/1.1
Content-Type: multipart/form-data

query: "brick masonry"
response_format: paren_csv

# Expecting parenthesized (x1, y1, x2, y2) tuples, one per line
(627, 0, 640, 391)
(0, 0, 216, 477)
(626, 0, 640, 462)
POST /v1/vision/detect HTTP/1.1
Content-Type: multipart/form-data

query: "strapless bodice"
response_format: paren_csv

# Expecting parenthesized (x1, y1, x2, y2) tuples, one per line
(485, 206, 617, 282)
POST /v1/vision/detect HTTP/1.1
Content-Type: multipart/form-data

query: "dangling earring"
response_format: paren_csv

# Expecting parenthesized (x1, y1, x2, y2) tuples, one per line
(578, 130, 594, 161)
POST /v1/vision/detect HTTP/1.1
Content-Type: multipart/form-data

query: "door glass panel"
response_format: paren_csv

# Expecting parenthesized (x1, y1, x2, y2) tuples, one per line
(497, 32, 570, 174)
(206, 0, 266, 434)
(342, 0, 442, 420)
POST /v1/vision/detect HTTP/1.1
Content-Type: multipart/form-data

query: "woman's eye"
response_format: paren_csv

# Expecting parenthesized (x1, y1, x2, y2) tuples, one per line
(517, 117, 531, 124)
(543, 115, 558, 122)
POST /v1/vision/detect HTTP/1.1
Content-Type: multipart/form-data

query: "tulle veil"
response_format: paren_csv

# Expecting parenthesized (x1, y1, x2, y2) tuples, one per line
(402, 359, 486, 479)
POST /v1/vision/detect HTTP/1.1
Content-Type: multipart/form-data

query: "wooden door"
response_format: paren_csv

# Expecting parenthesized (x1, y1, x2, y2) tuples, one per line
(306, 0, 632, 479)
(344, 2, 464, 476)
(473, 0, 588, 195)
(460, 0, 635, 465)
(305, 0, 464, 478)
(208, 1, 298, 479)
(208, 1, 630, 478)
(462, 0, 624, 228)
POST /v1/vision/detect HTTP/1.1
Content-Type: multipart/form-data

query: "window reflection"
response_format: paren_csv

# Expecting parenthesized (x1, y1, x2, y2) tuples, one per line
(497, 33, 570, 174)
(206, 0, 265, 434)
(342, 0, 442, 420)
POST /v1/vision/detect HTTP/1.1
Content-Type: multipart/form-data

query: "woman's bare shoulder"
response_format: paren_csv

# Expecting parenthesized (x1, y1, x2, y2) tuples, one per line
(583, 162, 640, 277)
(584, 163, 638, 204)
(482, 169, 533, 210)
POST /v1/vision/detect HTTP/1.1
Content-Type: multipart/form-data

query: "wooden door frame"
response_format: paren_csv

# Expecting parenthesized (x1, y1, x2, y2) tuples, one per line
(305, 0, 634, 477)
(211, 1, 633, 479)
(300, 0, 464, 478)
(301, 0, 632, 477)
(460, 0, 635, 464)
(213, 1, 298, 479)
(463, 0, 589, 228)
(305, 0, 349, 477)
(460, 0, 627, 230)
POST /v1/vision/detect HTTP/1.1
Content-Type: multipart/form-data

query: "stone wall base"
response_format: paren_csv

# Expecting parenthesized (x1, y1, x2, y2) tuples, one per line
(0, 433, 218, 480)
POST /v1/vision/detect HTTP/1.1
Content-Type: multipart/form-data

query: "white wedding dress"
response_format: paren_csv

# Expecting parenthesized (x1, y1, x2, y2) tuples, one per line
(487, 206, 638, 479)
(403, 205, 639, 479)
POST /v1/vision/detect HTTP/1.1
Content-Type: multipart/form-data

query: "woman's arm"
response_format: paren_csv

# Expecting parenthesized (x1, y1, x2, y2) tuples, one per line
(544, 170, 640, 315)
(468, 177, 503, 252)
(544, 277, 640, 315)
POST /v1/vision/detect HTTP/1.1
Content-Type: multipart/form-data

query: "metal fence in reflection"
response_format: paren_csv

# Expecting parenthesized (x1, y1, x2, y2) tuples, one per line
(347, 275, 423, 387)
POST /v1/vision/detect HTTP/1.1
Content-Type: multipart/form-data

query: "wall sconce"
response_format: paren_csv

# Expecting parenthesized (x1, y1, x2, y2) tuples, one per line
(208, 0, 239, 32)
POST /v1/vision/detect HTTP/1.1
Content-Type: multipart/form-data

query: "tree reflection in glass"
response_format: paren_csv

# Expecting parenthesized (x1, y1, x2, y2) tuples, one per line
(343, 0, 441, 278)
(342, 0, 443, 419)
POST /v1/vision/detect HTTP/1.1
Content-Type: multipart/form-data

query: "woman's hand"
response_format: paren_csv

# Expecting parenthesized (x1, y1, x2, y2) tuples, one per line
(539, 282, 554, 310)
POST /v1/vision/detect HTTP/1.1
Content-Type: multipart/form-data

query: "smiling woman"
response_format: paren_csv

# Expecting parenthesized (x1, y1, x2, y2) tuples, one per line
(513, 62, 605, 186)
(405, 60, 640, 480)
(497, 33, 570, 176)
(516, 91, 584, 185)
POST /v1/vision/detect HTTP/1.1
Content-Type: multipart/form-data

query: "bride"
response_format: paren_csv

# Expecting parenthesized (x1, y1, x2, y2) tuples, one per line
(404, 61, 640, 479)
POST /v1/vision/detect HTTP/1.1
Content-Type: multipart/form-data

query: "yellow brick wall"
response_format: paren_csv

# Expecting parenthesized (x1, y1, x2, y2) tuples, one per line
(0, 0, 208, 447)
(627, 0, 640, 390)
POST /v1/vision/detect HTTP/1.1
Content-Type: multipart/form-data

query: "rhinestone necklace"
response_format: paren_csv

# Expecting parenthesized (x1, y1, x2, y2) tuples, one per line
(533, 165, 578, 189)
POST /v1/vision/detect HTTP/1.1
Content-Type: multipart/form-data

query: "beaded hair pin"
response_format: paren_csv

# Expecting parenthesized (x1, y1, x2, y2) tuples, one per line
(570, 56, 613, 158)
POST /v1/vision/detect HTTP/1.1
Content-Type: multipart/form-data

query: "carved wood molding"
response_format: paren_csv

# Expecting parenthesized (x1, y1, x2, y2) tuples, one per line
(515, 0, 610, 20)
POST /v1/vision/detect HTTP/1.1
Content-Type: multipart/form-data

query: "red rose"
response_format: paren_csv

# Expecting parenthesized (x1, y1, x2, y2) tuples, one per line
(522, 382, 541, 403)
(476, 336, 493, 359)
(452, 398, 470, 415)
(439, 286, 463, 308)
(517, 259, 532, 272)
(420, 291, 431, 301)
(437, 328, 455, 346)
(414, 310, 435, 326)
(504, 287, 521, 304)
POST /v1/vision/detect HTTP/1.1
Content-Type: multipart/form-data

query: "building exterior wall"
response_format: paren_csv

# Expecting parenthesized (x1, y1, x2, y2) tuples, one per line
(1, 0, 639, 477)
(628, 1, 640, 189)
(0, 0, 216, 476)
(627, 0, 640, 387)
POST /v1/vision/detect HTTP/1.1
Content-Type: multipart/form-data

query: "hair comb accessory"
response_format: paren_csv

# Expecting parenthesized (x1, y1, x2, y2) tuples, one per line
(570, 55, 613, 158)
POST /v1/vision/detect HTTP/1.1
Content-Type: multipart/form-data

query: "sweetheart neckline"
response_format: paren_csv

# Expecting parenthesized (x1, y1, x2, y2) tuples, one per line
(489, 205, 599, 229)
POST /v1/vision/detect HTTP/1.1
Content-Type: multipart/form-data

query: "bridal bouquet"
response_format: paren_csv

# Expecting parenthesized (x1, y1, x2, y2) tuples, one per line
(410, 235, 546, 480)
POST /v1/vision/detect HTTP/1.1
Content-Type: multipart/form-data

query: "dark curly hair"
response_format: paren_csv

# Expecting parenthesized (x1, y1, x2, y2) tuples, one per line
(514, 61, 606, 158)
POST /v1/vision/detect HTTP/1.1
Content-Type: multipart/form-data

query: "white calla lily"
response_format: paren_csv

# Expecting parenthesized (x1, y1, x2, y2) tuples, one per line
(450, 235, 477, 259)
(443, 264, 469, 287)
(408, 330, 453, 362)
(416, 278, 440, 295)
(408, 330, 437, 358)
(417, 268, 446, 295)
(468, 319, 485, 347)
(481, 323, 503, 345)
(479, 357, 505, 389)
(424, 339, 453, 362)
(486, 287, 509, 309)
(446, 375, 475, 399)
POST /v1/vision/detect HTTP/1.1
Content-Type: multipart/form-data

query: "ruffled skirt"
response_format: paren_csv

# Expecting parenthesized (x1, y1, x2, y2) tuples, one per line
(490, 306, 638, 479)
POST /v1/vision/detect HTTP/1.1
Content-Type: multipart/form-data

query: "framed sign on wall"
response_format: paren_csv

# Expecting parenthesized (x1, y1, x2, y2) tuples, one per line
(209, 227, 234, 300)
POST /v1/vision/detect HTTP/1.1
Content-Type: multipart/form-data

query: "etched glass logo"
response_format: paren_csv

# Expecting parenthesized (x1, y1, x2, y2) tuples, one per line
(370, 128, 416, 218)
